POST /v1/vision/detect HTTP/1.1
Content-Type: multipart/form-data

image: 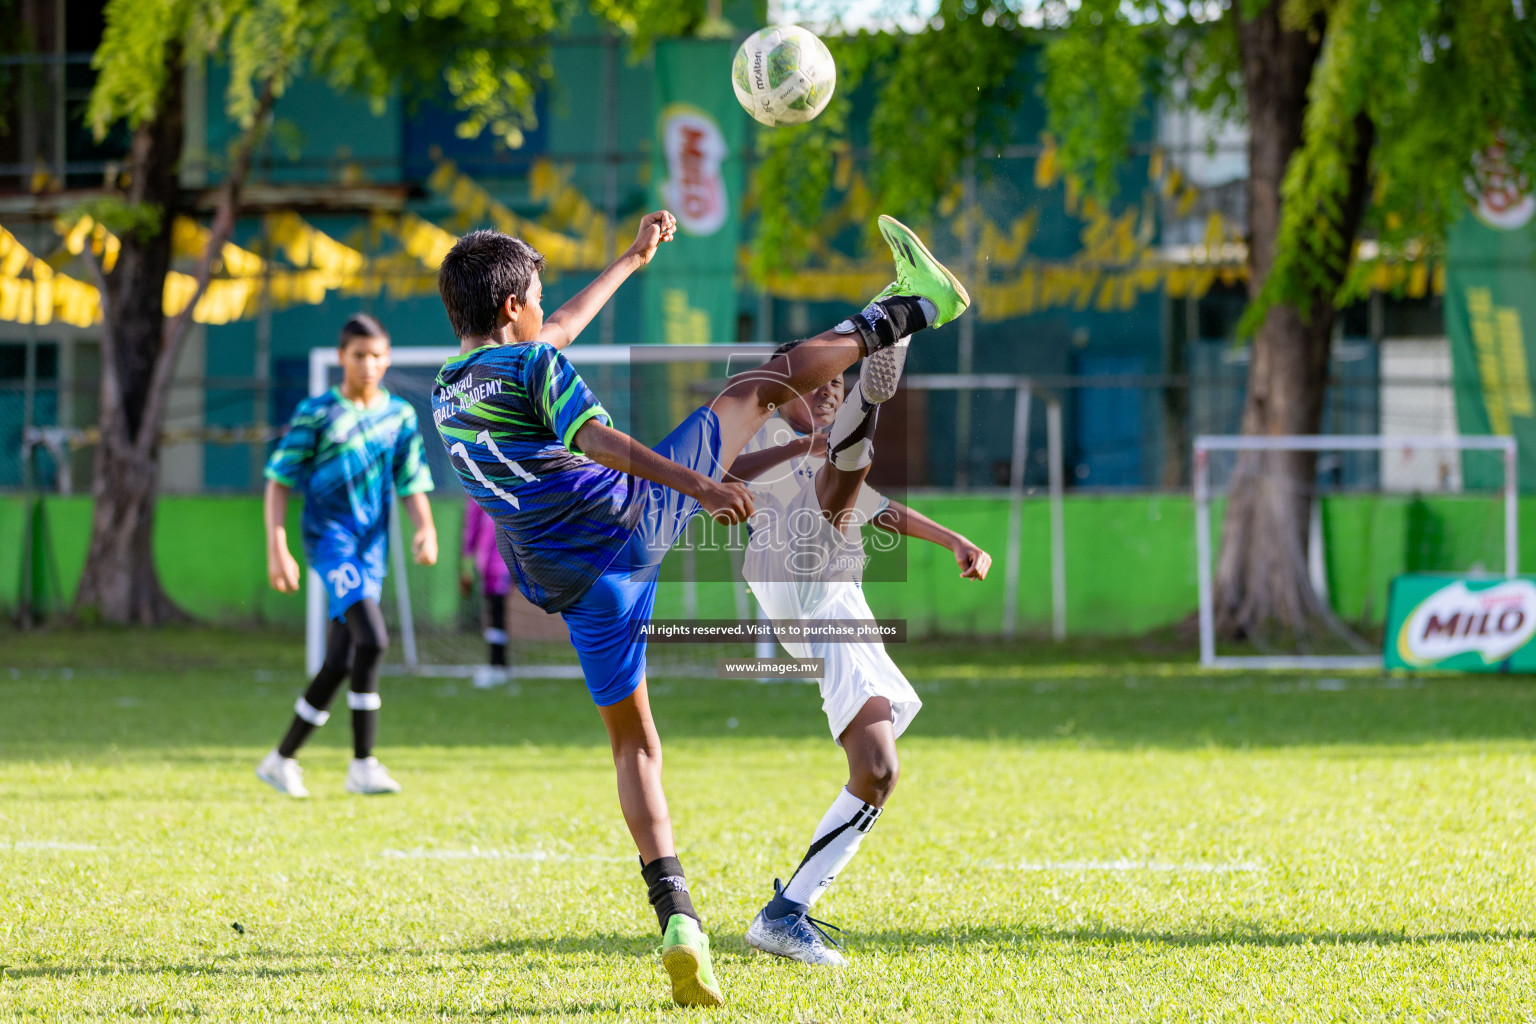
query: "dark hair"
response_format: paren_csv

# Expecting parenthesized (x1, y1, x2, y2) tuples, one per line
(437, 229, 546, 340)
(338, 312, 389, 350)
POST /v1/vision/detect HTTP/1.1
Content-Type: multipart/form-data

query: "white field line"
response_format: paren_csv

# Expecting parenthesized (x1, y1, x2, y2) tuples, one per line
(0, 839, 100, 852)
(993, 859, 1264, 873)
(380, 847, 627, 863)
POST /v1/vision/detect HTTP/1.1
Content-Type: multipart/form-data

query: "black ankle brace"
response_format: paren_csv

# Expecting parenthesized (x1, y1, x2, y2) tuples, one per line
(640, 855, 699, 932)
(838, 295, 930, 352)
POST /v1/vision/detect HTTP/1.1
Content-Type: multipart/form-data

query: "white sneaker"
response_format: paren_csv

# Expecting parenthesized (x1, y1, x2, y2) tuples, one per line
(745, 909, 848, 967)
(256, 749, 309, 798)
(345, 756, 403, 795)
(472, 665, 510, 689)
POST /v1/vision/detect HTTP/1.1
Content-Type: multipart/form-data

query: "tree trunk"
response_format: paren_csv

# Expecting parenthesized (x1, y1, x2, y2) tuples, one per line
(1214, 3, 1373, 640)
(74, 52, 188, 625)
(74, 54, 273, 625)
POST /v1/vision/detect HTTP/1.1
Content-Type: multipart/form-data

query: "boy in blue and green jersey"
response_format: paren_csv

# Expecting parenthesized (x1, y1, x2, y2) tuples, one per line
(431, 212, 968, 1007)
(257, 314, 438, 799)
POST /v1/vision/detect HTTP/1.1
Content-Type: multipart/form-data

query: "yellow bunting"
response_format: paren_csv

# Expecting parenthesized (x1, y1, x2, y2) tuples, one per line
(1408, 260, 1430, 299)
(267, 212, 366, 288)
(832, 142, 854, 192)
(979, 212, 1038, 265)
(1034, 134, 1059, 189)
(1095, 275, 1119, 311)
(390, 213, 459, 270)
(1203, 212, 1226, 252)
(0, 225, 100, 326)
(435, 158, 609, 271)
(172, 216, 266, 277)
(1162, 166, 1183, 200)
(163, 271, 199, 317)
(1063, 175, 1080, 215)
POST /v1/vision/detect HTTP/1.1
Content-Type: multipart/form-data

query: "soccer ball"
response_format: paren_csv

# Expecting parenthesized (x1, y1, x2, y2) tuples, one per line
(732, 25, 837, 128)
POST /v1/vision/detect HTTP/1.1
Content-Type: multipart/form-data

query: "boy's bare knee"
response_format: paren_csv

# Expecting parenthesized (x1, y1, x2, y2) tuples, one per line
(853, 754, 899, 805)
(612, 733, 663, 764)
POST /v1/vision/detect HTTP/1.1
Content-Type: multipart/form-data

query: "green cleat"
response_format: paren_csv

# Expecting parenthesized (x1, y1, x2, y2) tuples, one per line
(877, 214, 971, 326)
(660, 914, 724, 1008)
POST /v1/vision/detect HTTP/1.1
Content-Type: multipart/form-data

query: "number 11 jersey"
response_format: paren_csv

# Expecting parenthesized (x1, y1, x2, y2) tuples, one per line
(432, 341, 643, 613)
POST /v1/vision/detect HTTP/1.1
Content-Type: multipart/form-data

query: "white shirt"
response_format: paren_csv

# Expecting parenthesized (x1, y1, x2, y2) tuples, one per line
(740, 414, 890, 588)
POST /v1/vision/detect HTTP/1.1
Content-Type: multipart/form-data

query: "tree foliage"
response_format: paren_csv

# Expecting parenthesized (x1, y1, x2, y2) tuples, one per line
(752, 0, 1536, 326)
(74, 0, 702, 626)
(88, 0, 702, 162)
(1070, 2, 1532, 323)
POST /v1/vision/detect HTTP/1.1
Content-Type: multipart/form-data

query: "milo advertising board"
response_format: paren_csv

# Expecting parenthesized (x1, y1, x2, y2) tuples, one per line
(1385, 574, 1536, 671)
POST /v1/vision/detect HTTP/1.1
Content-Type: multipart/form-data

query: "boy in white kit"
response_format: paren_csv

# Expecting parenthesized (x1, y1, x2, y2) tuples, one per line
(728, 218, 992, 966)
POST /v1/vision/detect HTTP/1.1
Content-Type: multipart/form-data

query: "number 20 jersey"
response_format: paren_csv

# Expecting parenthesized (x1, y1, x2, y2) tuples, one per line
(432, 341, 644, 613)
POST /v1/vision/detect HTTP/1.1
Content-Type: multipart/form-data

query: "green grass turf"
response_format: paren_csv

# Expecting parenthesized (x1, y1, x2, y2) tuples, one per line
(2, 627, 1535, 1021)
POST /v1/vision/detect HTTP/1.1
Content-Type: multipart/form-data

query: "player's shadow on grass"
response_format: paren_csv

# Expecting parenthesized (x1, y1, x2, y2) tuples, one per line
(471, 932, 659, 958)
(858, 923, 1536, 951)
(470, 931, 770, 964)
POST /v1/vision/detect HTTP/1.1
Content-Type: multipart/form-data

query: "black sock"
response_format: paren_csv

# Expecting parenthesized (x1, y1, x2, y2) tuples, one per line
(845, 295, 930, 352)
(278, 714, 319, 759)
(344, 600, 387, 760)
(277, 717, 315, 759)
(351, 702, 378, 759)
(277, 621, 351, 758)
(640, 855, 699, 932)
(486, 594, 507, 666)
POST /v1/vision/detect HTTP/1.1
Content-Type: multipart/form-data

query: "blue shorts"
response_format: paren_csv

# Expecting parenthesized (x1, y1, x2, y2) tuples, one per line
(561, 406, 723, 706)
(313, 553, 385, 621)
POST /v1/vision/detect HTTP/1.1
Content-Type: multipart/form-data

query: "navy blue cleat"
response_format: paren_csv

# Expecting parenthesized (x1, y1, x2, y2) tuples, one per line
(744, 879, 848, 966)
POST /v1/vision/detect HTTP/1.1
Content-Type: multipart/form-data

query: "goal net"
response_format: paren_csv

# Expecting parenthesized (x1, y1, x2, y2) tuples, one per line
(304, 342, 804, 679)
(1193, 434, 1518, 669)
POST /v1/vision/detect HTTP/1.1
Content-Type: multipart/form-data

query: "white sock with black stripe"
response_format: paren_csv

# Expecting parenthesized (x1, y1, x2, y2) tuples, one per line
(780, 787, 883, 908)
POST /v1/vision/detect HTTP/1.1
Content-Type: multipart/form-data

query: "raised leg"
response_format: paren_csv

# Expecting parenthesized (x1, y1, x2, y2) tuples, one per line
(708, 329, 865, 467)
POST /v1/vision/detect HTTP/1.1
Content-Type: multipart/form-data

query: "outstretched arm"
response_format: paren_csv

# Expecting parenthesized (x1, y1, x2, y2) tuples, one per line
(539, 211, 678, 350)
(873, 500, 991, 580)
(575, 419, 754, 524)
(724, 434, 827, 482)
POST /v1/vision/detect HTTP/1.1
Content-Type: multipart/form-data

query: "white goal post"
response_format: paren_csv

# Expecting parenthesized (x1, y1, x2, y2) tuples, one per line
(1193, 433, 1519, 671)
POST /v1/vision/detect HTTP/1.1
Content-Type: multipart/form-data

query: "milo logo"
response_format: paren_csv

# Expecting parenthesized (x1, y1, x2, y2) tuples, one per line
(659, 105, 729, 236)
(1396, 579, 1536, 666)
(1469, 138, 1534, 231)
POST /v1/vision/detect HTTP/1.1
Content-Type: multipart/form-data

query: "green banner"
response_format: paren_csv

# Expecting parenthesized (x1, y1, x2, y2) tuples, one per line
(1446, 158, 1536, 490)
(1384, 573, 1536, 671)
(643, 38, 744, 352)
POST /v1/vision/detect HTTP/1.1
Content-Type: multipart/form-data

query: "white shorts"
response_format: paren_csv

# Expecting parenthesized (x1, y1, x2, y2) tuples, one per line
(748, 577, 921, 744)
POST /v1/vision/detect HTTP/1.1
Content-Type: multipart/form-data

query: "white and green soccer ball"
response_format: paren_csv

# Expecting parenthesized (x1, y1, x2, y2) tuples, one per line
(732, 25, 837, 128)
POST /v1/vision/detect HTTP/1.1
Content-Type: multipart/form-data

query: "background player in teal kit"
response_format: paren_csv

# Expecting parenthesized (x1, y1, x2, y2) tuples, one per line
(431, 211, 968, 1006)
(257, 314, 438, 799)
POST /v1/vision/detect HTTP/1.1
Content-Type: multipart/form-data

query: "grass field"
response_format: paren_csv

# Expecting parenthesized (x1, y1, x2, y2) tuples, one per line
(2, 626, 1535, 1021)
